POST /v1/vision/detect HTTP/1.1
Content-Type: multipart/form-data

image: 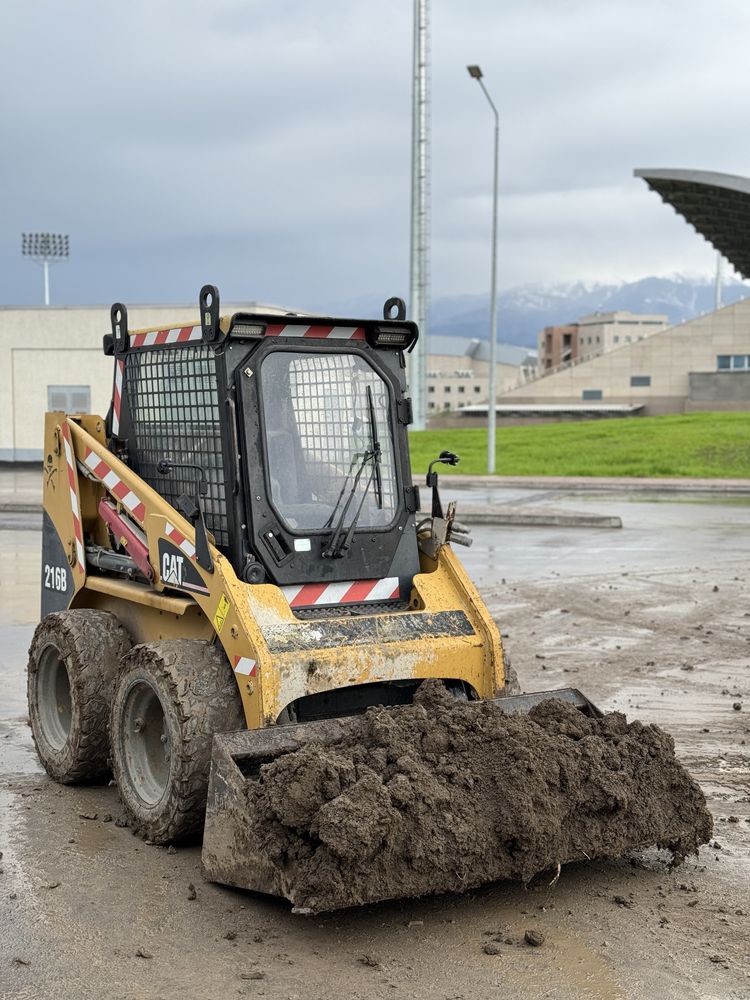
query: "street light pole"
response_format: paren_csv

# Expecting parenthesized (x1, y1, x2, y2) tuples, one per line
(467, 65, 499, 474)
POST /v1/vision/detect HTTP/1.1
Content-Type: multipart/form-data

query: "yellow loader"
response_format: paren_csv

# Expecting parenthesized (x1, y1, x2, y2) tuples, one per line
(29, 286, 705, 912)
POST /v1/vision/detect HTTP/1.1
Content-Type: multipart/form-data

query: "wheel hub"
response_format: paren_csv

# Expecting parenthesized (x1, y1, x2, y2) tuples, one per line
(121, 680, 171, 805)
(37, 645, 72, 750)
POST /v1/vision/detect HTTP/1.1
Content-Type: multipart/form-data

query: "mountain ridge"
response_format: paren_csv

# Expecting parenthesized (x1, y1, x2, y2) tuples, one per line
(428, 274, 750, 348)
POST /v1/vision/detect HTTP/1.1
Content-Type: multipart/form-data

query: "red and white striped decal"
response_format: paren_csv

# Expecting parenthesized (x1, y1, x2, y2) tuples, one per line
(83, 448, 146, 523)
(62, 423, 85, 575)
(265, 323, 365, 341)
(129, 326, 203, 349)
(111, 359, 125, 436)
(164, 521, 196, 562)
(232, 655, 257, 676)
(281, 577, 400, 609)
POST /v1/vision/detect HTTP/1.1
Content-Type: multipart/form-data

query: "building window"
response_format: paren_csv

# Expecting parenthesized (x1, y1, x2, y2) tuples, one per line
(613, 335, 619, 344)
(458, 386, 465, 394)
(582, 389, 603, 401)
(47, 385, 91, 412)
(718, 355, 750, 370)
(444, 386, 451, 393)
(474, 386, 481, 394)
(428, 385, 435, 393)
(428, 402, 436, 410)
(445, 402, 451, 411)
(630, 375, 651, 387)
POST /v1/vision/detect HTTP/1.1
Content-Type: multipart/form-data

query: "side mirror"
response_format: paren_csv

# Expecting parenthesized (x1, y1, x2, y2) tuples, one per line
(425, 451, 461, 519)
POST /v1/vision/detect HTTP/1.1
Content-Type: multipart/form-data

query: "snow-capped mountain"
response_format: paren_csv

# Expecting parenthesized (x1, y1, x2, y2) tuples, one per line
(429, 275, 750, 348)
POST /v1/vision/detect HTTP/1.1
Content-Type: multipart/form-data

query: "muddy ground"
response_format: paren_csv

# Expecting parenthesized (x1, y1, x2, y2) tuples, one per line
(1, 496, 750, 999)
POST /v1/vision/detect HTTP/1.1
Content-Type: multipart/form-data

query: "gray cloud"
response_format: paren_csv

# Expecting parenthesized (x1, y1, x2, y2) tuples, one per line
(2, 0, 749, 313)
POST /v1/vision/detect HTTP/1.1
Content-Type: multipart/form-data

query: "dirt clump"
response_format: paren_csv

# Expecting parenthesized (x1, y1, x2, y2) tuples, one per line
(246, 682, 712, 913)
(524, 930, 545, 947)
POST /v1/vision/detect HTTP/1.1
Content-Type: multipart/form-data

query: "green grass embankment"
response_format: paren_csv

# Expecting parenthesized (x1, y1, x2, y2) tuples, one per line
(409, 412, 750, 478)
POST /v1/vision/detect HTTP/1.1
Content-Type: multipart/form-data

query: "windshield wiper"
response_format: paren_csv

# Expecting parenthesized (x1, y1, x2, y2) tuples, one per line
(322, 453, 359, 531)
(322, 386, 383, 559)
(321, 447, 377, 558)
(367, 384, 383, 510)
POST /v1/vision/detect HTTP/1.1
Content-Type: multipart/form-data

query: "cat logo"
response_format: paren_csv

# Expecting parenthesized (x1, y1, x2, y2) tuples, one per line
(162, 551, 184, 586)
(157, 538, 210, 596)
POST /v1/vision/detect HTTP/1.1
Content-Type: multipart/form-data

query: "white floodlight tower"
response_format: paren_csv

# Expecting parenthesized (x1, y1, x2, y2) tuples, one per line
(409, 0, 430, 430)
(466, 64, 499, 474)
(21, 233, 70, 306)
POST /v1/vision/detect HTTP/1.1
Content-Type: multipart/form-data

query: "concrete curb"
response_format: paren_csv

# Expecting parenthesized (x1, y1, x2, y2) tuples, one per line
(0, 502, 40, 514)
(416, 474, 750, 496)
(2, 500, 620, 531)
(456, 506, 622, 529)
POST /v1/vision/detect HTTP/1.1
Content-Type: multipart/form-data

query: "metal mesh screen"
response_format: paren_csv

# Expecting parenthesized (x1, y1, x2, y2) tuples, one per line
(260, 351, 398, 531)
(124, 346, 229, 548)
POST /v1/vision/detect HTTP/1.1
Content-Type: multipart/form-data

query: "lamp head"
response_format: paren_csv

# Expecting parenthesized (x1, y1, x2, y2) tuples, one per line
(467, 65, 483, 79)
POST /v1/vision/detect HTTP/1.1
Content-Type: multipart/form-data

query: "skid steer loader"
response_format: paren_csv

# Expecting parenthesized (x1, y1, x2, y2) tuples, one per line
(29, 286, 607, 908)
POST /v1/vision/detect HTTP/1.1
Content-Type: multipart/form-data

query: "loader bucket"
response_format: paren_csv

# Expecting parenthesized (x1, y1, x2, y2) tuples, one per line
(201, 684, 711, 913)
(202, 713, 363, 906)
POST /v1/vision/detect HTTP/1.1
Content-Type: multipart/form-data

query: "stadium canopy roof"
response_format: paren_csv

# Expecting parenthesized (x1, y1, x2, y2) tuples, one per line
(634, 168, 750, 280)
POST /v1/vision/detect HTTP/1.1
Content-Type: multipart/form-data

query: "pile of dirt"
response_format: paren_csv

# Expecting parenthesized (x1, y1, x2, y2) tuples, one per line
(246, 682, 712, 913)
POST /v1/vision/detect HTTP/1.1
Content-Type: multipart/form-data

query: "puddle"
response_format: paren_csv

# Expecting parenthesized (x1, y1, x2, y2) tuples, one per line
(609, 684, 742, 728)
(0, 718, 41, 776)
(0, 787, 40, 903)
(643, 601, 700, 617)
(72, 816, 118, 858)
(550, 932, 627, 1000)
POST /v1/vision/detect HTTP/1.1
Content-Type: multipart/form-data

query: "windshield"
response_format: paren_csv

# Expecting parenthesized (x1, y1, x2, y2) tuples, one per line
(259, 351, 398, 532)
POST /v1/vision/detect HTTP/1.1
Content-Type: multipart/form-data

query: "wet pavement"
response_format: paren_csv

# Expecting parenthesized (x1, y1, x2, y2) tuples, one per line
(1, 488, 749, 999)
(456, 486, 750, 588)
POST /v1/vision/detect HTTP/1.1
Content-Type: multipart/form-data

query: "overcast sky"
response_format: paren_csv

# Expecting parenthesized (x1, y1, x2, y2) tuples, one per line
(2, 0, 750, 313)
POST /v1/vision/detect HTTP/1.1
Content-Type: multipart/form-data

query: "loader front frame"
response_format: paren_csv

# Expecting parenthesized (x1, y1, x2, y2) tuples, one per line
(42, 413, 509, 730)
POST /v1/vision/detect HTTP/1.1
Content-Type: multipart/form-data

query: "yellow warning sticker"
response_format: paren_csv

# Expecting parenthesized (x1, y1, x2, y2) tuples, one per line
(213, 593, 231, 634)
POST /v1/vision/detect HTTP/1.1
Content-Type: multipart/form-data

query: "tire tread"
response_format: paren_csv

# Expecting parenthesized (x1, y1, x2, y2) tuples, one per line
(110, 640, 244, 843)
(27, 610, 131, 783)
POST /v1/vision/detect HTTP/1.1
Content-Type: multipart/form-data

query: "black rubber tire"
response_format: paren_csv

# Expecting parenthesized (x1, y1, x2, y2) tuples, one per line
(27, 610, 132, 784)
(109, 640, 244, 844)
(501, 649, 522, 696)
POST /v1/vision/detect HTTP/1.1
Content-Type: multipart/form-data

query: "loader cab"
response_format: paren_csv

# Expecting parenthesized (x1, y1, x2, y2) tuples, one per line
(231, 323, 420, 594)
(107, 291, 421, 606)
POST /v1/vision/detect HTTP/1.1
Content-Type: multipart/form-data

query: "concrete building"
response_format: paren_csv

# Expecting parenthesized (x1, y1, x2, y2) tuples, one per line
(538, 311, 668, 371)
(0, 303, 289, 461)
(495, 168, 750, 419)
(497, 296, 750, 415)
(0, 306, 537, 460)
(539, 324, 578, 371)
(426, 335, 536, 415)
